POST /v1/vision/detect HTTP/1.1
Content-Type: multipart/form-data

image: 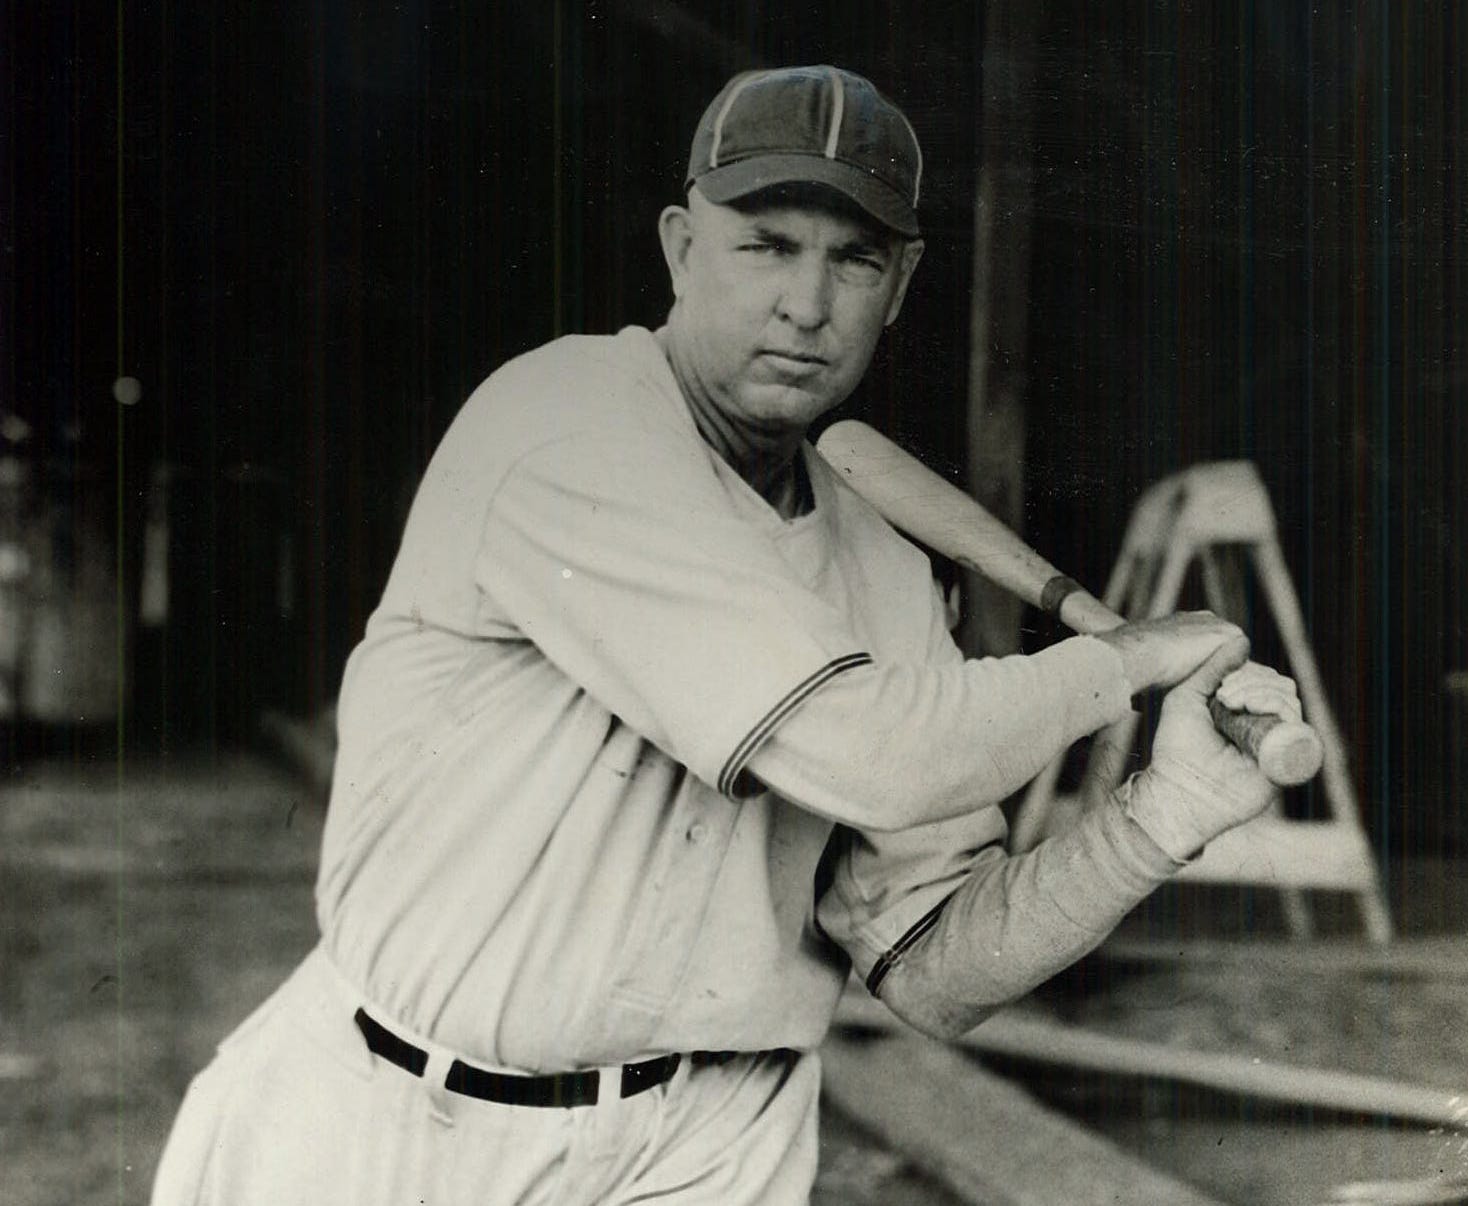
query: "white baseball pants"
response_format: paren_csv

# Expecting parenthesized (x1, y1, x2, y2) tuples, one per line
(149, 946, 821, 1205)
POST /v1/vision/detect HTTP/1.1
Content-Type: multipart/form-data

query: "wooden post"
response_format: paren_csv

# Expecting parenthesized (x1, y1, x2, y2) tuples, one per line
(962, 0, 1040, 657)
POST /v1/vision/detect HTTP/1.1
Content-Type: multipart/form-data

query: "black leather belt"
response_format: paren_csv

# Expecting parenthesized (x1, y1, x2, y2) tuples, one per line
(354, 1008, 682, 1108)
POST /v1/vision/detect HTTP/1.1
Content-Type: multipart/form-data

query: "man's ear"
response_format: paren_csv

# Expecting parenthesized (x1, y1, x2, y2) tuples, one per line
(884, 238, 925, 327)
(658, 205, 695, 300)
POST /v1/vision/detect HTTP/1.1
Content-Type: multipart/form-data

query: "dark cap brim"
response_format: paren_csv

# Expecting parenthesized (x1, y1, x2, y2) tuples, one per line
(692, 153, 920, 238)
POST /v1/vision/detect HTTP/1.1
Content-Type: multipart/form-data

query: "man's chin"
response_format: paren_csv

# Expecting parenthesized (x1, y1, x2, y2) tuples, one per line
(739, 384, 844, 433)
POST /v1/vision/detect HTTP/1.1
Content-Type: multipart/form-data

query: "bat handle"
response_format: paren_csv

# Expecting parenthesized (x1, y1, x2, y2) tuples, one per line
(1208, 695, 1324, 787)
(1058, 590, 1323, 788)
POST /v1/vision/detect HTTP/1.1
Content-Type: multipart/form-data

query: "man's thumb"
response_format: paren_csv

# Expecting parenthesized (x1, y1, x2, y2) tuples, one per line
(1180, 633, 1251, 700)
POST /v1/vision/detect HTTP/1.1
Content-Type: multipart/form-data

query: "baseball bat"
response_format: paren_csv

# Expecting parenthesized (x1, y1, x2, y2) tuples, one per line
(814, 419, 1324, 787)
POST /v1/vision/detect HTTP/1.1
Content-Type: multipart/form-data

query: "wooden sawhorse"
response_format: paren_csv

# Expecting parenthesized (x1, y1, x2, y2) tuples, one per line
(1011, 461, 1392, 943)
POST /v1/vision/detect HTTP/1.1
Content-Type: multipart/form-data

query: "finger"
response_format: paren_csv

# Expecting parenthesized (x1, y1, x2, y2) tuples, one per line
(1216, 663, 1297, 702)
(1230, 688, 1303, 722)
(1216, 665, 1303, 720)
(1225, 680, 1299, 708)
(1178, 632, 1252, 700)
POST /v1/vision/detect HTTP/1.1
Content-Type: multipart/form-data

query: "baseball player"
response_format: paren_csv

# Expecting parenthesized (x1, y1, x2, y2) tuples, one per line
(151, 65, 1299, 1205)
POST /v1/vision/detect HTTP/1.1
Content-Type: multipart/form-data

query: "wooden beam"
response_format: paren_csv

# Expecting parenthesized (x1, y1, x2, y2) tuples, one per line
(1173, 815, 1380, 892)
(619, 0, 763, 72)
(833, 994, 1468, 1131)
(962, 0, 1041, 658)
(1326, 1173, 1468, 1205)
(259, 707, 337, 795)
(3, 843, 315, 883)
(1099, 934, 1468, 982)
(821, 1030, 1227, 1206)
(0, 1052, 43, 1080)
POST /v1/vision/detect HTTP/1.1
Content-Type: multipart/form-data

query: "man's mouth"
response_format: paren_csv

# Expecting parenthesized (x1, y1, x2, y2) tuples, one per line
(759, 349, 828, 370)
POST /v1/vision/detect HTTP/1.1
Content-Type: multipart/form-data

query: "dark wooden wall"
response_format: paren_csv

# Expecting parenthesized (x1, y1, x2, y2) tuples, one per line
(6, 0, 977, 736)
(8, 3, 1464, 854)
(1022, 4, 1466, 857)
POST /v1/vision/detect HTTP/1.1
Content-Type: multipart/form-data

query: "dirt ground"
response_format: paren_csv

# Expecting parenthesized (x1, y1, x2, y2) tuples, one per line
(2, 745, 1464, 1205)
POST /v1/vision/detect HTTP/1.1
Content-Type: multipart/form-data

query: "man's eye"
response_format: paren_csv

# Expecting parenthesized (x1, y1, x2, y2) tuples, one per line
(741, 241, 785, 254)
(837, 254, 885, 282)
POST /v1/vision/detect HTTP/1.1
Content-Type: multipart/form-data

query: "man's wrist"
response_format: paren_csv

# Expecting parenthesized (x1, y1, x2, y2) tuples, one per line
(1117, 767, 1206, 864)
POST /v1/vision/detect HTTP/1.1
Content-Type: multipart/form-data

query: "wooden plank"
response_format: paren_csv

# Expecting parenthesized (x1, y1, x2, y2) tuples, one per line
(820, 1030, 1227, 1206)
(259, 707, 337, 795)
(0, 1051, 44, 1080)
(1327, 1173, 1468, 1204)
(1176, 816, 1379, 891)
(1099, 934, 1468, 982)
(2, 843, 315, 883)
(1030, 798, 1384, 893)
(833, 994, 1468, 1130)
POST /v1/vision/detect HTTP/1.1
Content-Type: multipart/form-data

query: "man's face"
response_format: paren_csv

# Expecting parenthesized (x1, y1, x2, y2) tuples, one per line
(659, 187, 923, 438)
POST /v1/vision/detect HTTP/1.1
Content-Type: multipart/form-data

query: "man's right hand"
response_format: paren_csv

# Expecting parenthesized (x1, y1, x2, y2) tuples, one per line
(1093, 611, 1249, 698)
(1121, 637, 1285, 861)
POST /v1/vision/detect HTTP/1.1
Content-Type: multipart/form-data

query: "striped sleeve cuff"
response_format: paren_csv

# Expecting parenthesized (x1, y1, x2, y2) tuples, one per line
(864, 892, 956, 997)
(717, 653, 873, 798)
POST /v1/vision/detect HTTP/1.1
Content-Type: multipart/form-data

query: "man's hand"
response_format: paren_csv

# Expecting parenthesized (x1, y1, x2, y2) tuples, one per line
(1122, 638, 1302, 862)
(1093, 611, 1249, 698)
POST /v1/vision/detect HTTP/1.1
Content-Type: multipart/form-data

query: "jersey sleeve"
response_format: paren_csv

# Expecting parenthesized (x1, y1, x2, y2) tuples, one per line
(475, 427, 876, 794)
(808, 580, 1006, 981)
(811, 581, 1170, 1002)
(746, 631, 1131, 830)
(478, 426, 1133, 831)
(825, 797, 1181, 1034)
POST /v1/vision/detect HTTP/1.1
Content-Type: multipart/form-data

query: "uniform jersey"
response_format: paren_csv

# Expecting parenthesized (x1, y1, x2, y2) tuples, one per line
(316, 325, 1136, 1071)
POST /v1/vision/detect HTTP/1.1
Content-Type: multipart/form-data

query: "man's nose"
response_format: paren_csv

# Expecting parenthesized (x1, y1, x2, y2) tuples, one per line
(776, 256, 833, 329)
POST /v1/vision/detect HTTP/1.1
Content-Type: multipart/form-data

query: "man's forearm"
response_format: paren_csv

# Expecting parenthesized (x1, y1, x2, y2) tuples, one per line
(872, 790, 1181, 1039)
(752, 635, 1132, 832)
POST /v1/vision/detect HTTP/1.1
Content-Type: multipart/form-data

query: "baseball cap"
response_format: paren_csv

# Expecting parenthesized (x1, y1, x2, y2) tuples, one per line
(685, 65, 922, 238)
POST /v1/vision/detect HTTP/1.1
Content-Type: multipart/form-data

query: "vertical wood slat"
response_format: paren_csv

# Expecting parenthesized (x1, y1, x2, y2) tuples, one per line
(962, 0, 1040, 658)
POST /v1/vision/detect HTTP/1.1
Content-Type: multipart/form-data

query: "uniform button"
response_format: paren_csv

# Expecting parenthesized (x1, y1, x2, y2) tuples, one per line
(686, 822, 709, 845)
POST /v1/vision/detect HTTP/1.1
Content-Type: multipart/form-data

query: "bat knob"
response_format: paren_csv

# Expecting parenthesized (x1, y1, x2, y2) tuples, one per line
(1208, 697, 1325, 787)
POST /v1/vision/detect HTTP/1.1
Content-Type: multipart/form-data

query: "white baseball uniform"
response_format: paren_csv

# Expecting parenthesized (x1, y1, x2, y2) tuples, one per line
(152, 325, 1182, 1205)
